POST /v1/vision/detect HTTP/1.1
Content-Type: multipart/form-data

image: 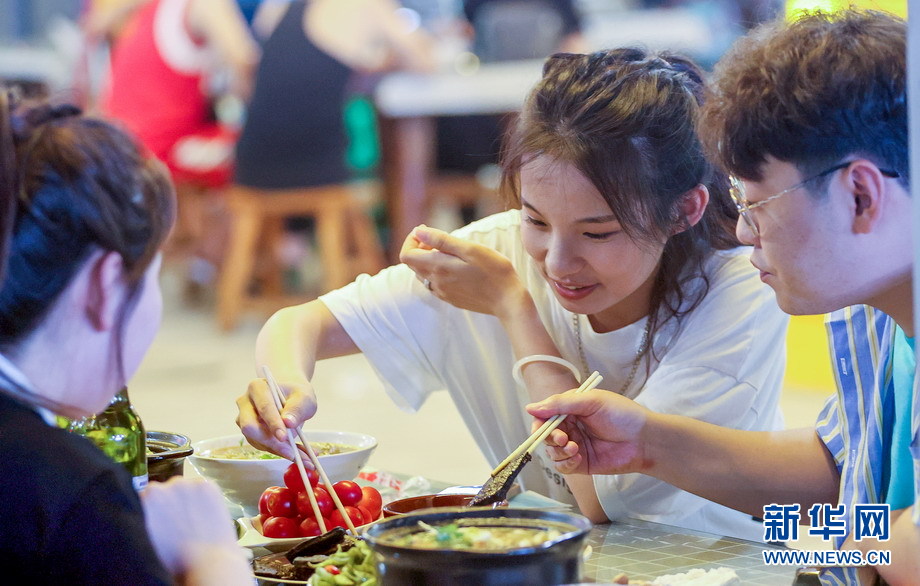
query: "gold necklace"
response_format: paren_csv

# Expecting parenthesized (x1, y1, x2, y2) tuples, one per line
(573, 313, 651, 395)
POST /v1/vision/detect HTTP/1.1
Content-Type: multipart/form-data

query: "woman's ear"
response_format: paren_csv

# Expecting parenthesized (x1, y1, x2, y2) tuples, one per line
(84, 251, 126, 332)
(673, 184, 709, 234)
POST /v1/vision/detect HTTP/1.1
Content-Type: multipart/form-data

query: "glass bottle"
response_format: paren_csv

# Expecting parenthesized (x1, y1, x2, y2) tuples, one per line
(68, 387, 148, 491)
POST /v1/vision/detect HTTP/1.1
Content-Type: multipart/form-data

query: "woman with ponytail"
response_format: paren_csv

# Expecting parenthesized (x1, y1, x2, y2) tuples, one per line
(238, 48, 789, 541)
(0, 92, 250, 585)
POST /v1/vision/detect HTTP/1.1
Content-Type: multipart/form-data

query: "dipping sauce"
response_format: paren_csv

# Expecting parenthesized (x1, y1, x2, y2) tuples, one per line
(202, 442, 355, 459)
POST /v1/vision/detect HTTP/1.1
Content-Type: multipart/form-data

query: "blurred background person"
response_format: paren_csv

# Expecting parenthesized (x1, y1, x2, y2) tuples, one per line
(100, 0, 259, 302)
(232, 0, 436, 292)
(433, 0, 587, 227)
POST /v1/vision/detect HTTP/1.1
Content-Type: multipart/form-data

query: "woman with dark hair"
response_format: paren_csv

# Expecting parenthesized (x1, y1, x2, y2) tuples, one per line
(0, 93, 250, 584)
(236, 48, 788, 540)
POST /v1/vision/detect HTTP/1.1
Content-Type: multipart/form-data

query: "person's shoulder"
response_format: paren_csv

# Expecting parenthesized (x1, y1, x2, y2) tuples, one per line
(0, 403, 137, 548)
(451, 210, 520, 244)
(700, 247, 775, 299)
(680, 246, 785, 327)
(0, 400, 126, 498)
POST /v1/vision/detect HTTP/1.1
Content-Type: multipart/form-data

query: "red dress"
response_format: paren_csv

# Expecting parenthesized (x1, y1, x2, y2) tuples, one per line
(101, 0, 235, 188)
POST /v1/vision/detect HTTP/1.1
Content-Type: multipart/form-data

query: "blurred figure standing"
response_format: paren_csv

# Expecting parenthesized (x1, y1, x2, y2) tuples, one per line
(233, 0, 435, 285)
(101, 0, 258, 299)
(435, 0, 587, 226)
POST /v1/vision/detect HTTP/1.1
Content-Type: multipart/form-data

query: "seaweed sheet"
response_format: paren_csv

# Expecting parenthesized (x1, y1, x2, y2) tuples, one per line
(467, 452, 532, 507)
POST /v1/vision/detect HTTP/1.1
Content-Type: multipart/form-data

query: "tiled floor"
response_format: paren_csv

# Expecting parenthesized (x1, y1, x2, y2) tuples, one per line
(133, 260, 834, 523)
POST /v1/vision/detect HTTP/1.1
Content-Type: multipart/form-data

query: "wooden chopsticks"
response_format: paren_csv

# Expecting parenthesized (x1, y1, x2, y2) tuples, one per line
(490, 371, 603, 477)
(261, 365, 359, 536)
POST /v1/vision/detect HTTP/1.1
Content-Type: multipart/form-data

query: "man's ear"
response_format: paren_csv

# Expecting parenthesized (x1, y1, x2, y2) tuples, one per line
(84, 251, 125, 332)
(673, 184, 709, 234)
(846, 160, 889, 235)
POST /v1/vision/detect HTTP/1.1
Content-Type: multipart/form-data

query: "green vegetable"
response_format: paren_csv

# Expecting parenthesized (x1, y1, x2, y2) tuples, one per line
(308, 539, 376, 585)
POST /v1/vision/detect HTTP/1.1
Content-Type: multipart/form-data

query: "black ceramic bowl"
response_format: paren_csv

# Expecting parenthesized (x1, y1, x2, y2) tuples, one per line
(146, 431, 193, 483)
(363, 507, 592, 586)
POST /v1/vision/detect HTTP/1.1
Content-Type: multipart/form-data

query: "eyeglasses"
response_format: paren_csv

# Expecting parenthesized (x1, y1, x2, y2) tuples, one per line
(729, 162, 900, 237)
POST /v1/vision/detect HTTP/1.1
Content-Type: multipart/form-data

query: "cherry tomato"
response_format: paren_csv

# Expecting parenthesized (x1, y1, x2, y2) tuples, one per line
(331, 480, 363, 506)
(298, 516, 323, 537)
(283, 462, 319, 492)
(266, 487, 297, 518)
(356, 505, 375, 524)
(312, 486, 335, 518)
(259, 486, 284, 516)
(296, 486, 334, 519)
(262, 516, 300, 539)
(358, 486, 383, 518)
(329, 506, 365, 529)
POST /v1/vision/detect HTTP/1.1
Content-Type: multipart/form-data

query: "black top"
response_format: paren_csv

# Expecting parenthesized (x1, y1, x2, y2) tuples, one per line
(463, 0, 582, 37)
(234, 0, 354, 189)
(0, 391, 170, 585)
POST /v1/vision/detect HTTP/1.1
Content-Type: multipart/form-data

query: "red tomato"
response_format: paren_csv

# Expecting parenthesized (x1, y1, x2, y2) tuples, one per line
(358, 486, 383, 518)
(266, 487, 298, 518)
(262, 516, 300, 539)
(312, 486, 335, 518)
(259, 486, 284, 516)
(298, 516, 323, 537)
(283, 462, 319, 492)
(331, 480, 363, 506)
(259, 513, 271, 527)
(356, 505, 375, 524)
(296, 487, 331, 519)
(329, 506, 365, 529)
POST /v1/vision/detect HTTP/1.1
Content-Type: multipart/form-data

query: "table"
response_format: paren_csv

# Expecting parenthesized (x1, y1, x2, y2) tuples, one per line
(245, 468, 798, 584)
(584, 517, 795, 584)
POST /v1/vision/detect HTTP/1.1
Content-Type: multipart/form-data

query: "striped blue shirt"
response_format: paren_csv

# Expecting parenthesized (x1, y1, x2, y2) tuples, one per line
(815, 305, 920, 585)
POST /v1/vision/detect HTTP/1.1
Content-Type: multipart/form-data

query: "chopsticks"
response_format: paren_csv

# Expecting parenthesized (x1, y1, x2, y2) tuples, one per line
(490, 370, 603, 477)
(261, 365, 359, 536)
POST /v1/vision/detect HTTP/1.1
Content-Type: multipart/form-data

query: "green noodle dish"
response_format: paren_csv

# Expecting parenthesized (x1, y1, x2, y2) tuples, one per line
(205, 440, 355, 459)
(382, 519, 564, 551)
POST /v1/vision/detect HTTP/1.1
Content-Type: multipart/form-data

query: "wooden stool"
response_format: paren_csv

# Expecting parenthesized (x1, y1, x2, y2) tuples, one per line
(216, 184, 385, 330)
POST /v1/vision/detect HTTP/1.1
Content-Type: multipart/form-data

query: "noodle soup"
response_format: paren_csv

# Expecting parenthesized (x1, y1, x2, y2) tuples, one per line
(202, 441, 355, 460)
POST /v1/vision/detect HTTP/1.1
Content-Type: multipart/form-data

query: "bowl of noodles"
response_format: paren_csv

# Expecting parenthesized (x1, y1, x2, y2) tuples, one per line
(189, 432, 376, 516)
(363, 507, 592, 585)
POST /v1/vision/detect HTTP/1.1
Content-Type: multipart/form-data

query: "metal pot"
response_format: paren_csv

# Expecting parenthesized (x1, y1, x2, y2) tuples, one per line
(363, 507, 592, 586)
(146, 431, 193, 483)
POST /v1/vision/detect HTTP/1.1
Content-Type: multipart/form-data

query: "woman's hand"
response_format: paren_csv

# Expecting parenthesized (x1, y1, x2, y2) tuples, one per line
(235, 377, 318, 460)
(400, 225, 530, 321)
(526, 389, 650, 476)
(141, 478, 251, 584)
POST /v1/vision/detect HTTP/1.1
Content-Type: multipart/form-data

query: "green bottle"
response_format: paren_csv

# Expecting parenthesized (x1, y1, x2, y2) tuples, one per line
(68, 387, 148, 491)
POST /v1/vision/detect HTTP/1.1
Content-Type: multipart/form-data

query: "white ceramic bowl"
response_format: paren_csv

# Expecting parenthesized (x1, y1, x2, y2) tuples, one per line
(189, 431, 377, 516)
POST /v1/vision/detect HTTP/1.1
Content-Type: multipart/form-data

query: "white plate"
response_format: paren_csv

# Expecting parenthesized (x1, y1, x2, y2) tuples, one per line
(237, 516, 305, 549)
(237, 515, 380, 549)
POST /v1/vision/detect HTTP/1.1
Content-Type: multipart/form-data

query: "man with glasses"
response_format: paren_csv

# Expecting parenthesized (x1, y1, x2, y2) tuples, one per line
(525, 9, 918, 584)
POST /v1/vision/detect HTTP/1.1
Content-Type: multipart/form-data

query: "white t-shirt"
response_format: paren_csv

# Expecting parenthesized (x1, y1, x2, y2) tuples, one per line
(320, 210, 787, 540)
